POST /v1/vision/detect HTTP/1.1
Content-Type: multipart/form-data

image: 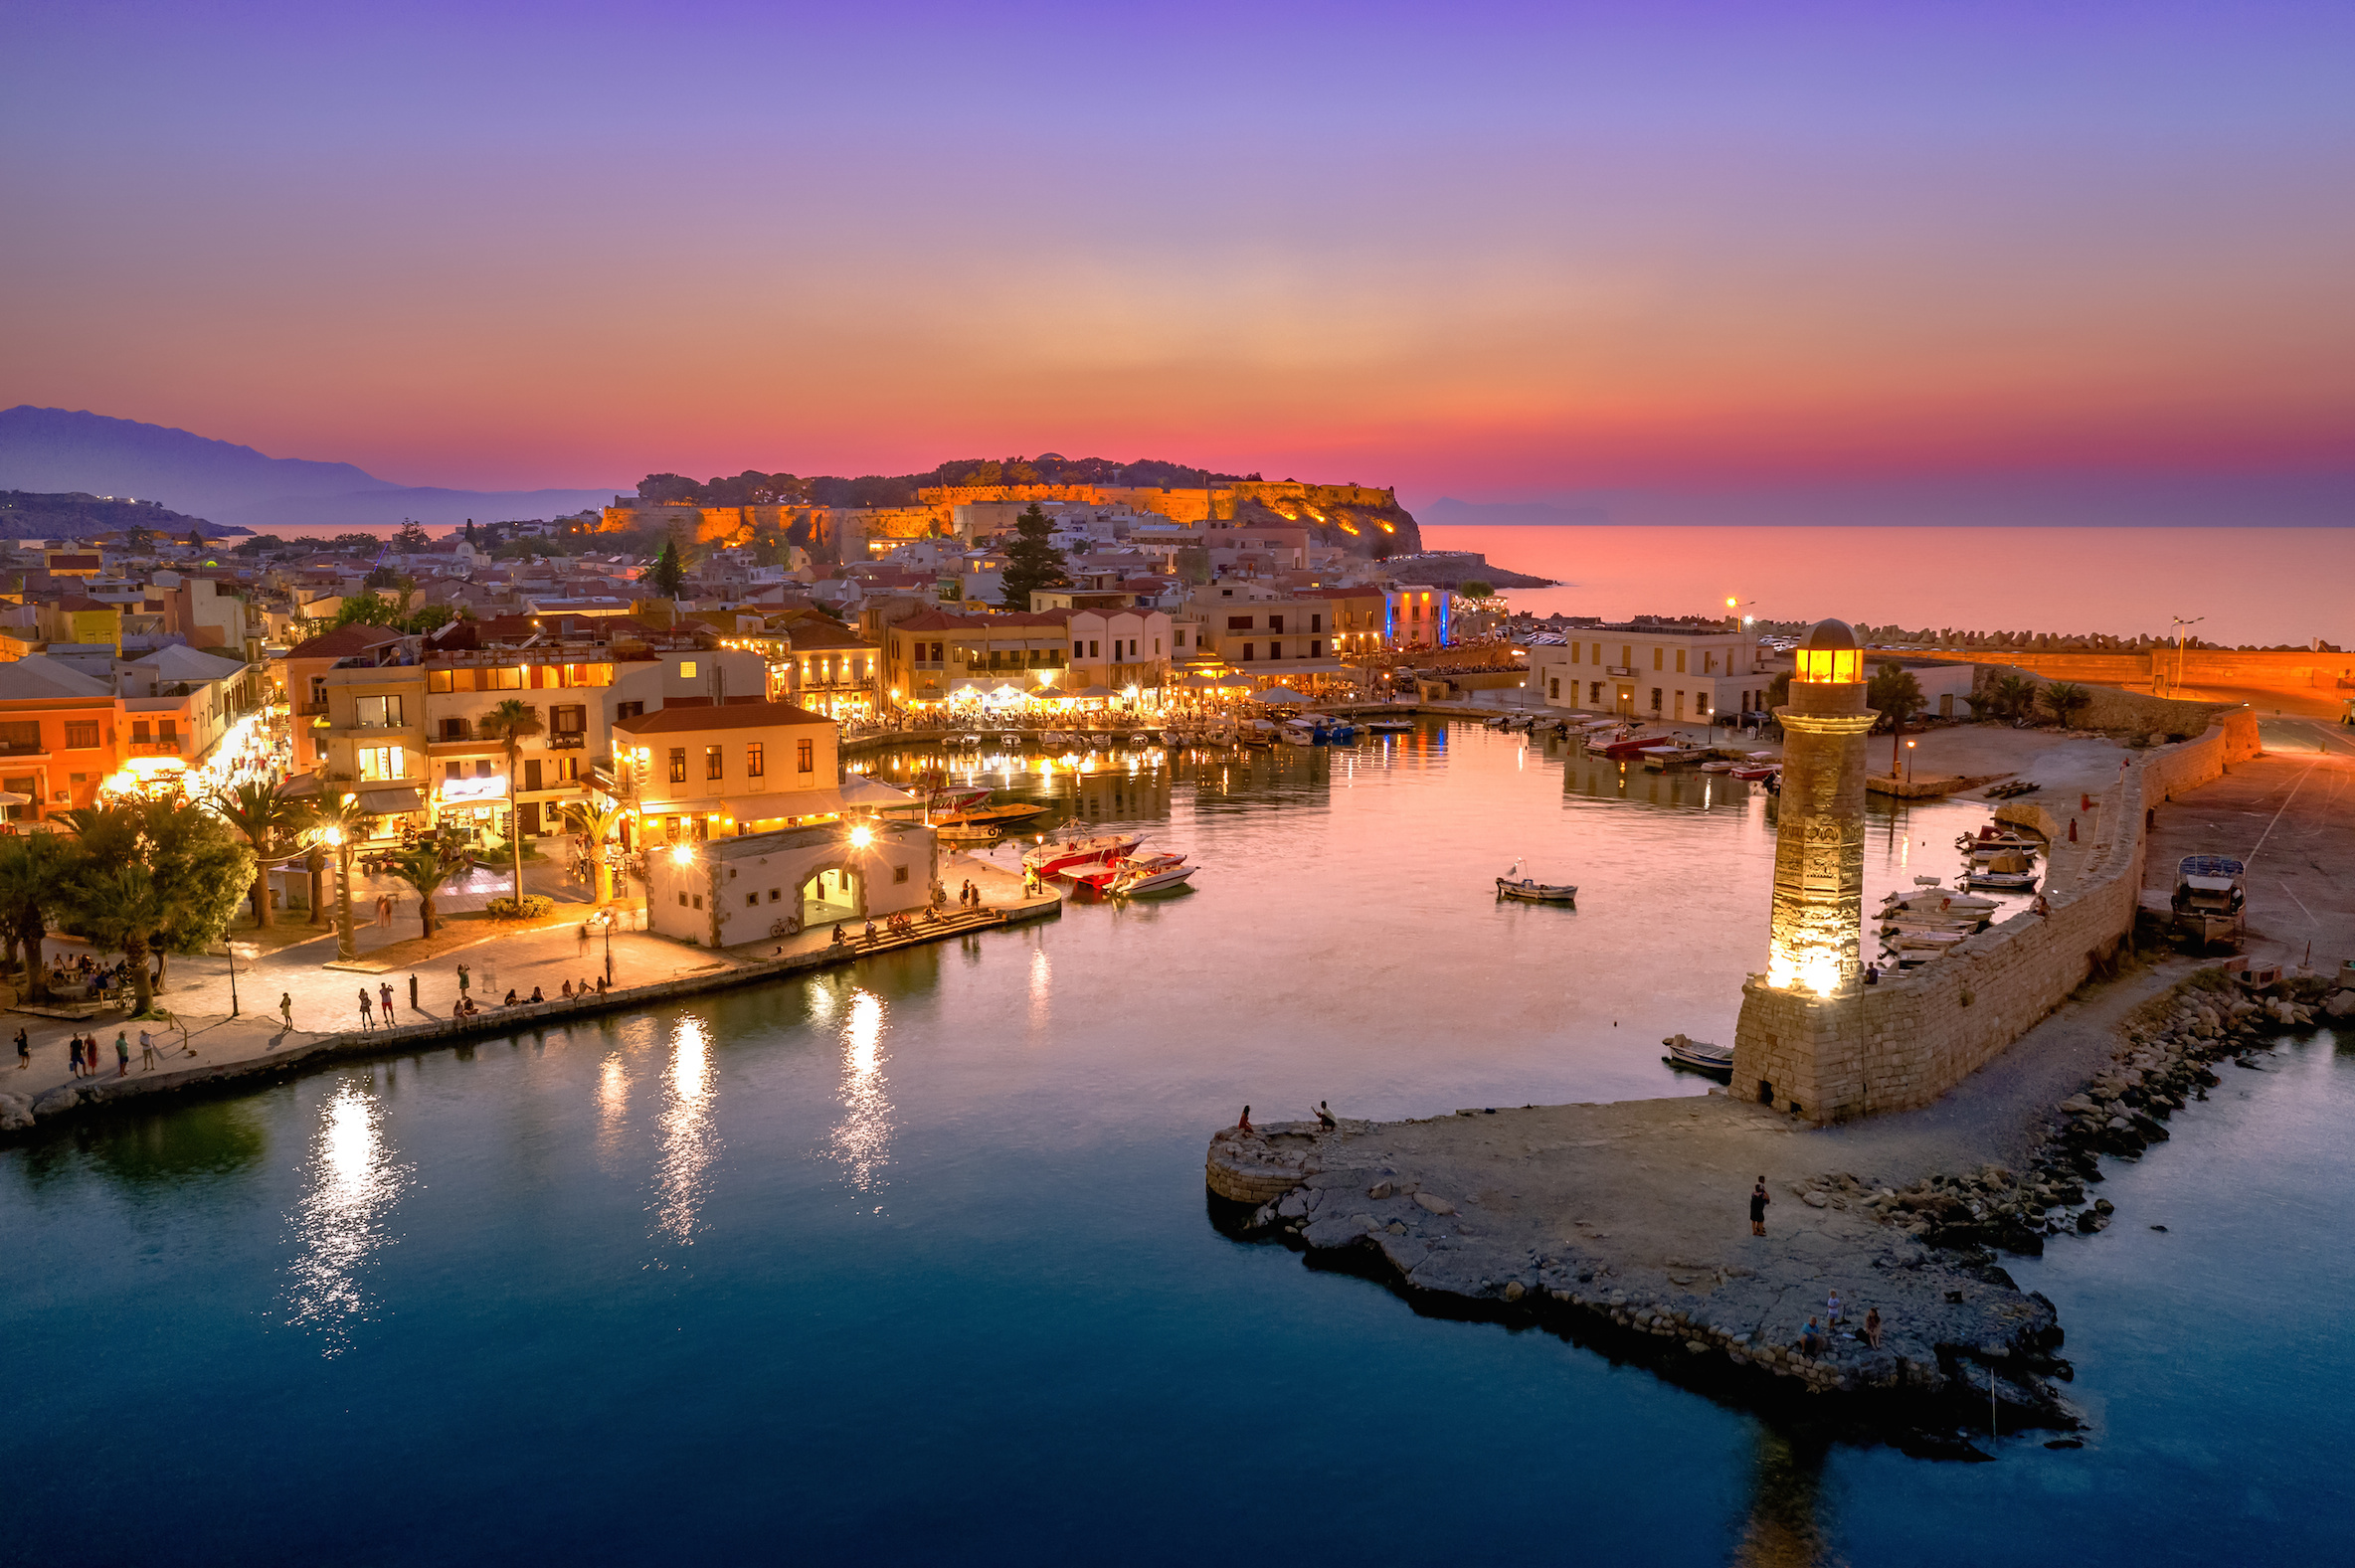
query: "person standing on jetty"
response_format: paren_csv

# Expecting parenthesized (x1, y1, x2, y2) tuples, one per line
(14, 1027, 28, 1070)
(1750, 1177, 1770, 1236)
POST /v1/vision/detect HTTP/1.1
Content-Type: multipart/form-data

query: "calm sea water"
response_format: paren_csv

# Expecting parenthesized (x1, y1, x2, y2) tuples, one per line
(7, 724, 2346, 1564)
(1420, 524, 2355, 651)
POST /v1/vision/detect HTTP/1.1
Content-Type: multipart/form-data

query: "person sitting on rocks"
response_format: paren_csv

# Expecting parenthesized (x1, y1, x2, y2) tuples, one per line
(1236, 1105, 1253, 1133)
(862, 919, 878, 943)
(562, 980, 575, 999)
(1864, 1307, 1883, 1348)
(1800, 1318, 1825, 1356)
(528, 985, 545, 1003)
(1313, 1100, 1337, 1131)
(1825, 1290, 1842, 1325)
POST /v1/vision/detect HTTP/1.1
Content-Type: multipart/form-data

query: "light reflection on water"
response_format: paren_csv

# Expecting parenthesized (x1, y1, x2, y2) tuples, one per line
(826, 987, 893, 1196)
(281, 1076, 409, 1355)
(651, 1016, 719, 1245)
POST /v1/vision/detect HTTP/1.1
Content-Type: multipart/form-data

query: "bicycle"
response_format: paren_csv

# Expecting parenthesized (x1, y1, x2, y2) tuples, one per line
(769, 915, 803, 939)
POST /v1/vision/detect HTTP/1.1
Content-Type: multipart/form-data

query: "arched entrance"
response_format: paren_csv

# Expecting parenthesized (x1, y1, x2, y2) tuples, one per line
(800, 864, 860, 929)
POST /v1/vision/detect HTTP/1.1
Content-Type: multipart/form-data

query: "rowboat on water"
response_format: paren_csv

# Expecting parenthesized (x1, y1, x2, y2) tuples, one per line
(1661, 1034, 1733, 1077)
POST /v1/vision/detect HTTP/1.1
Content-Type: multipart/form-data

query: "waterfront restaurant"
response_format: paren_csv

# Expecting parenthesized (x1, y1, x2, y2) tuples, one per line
(640, 817, 938, 948)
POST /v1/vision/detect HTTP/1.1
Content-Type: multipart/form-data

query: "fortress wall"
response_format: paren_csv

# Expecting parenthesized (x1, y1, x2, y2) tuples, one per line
(1733, 709, 2261, 1124)
(1924, 646, 2355, 695)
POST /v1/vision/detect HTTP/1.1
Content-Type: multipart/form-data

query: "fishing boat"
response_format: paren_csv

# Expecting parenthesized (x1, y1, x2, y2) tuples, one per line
(1729, 762, 1780, 781)
(1495, 860, 1577, 904)
(1594, 731, 1666, 759)
(1023, 829, 1147, 878)
(997, 732, 1023, 747)
(1959, 827, 2044, 856)
(1883, 882, 1999, 916)
(1968, 865, 2039, 891)
(1661, 1033, 1734, 1078)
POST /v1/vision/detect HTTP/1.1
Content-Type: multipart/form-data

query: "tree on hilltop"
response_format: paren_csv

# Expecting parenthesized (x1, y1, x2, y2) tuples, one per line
(997, 504, 1070, 610)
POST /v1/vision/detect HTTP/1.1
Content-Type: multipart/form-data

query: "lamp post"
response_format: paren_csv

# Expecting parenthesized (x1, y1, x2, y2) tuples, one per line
(226, 939, 243, 1018)
(2166, 615, 2204, 698)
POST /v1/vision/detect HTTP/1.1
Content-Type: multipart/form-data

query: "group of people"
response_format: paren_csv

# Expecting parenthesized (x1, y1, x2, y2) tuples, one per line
(36, 1025, 170, 1078)
(1751, 1177, 1885, 1353)
(954, 879, 990, 909)
(43, 953, 132, 996)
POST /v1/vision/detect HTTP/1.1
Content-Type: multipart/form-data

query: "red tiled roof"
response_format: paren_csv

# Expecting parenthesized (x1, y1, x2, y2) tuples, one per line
(891, 609, 1071, 632)
(614, 700, 832, 736)
(287, 622, 404, 659)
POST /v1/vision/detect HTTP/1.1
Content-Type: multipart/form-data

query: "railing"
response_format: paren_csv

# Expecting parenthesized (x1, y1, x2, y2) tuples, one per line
(546, 734, 586, 750)
(296, 702, 329, 717)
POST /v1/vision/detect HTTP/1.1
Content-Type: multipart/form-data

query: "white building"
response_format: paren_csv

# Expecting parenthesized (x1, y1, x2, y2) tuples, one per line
(1529, 623, 1770, 725)
(639, 819, 938, 948)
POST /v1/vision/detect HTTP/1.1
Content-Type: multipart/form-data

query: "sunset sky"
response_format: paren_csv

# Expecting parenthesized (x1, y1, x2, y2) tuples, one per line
(6, 1, 2352, 505)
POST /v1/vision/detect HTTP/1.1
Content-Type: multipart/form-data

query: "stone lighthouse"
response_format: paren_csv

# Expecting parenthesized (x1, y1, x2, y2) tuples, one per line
(1733, 617, 1879, 1119)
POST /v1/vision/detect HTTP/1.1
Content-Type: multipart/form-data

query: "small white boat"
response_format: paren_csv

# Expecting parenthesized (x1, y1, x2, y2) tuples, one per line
(1024, 829, 1147, 878)
(1108, 852, 1195, 897)
(1729, 764, 1779, 781)
(1496, 875, 1577, 905)
(1700, 760, 1736, 773)
(1159, 730, 1181, 747)
(997, 732, 1023, 747)
(1968, 868, 2040, 891)
(1365, 719, 1414, 734)
(1662, 1033, 1733, 1077)
(1637, 740, 1712, 770)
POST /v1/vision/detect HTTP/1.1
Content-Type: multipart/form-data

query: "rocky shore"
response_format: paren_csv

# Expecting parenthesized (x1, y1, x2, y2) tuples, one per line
(1204, 963, 2348, 1445)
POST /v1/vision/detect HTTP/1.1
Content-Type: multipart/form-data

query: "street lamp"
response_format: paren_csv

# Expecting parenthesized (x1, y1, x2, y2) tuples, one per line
(2166, 615, 2204, 697)
(1904, 736, 1916, 784)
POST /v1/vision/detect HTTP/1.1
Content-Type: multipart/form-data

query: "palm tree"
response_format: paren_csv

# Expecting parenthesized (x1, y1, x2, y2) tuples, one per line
(382, 843, 466, 940)
(1867, 662, 1927, 772)
(209, 782, 313, 929)
(476, 698, 544, 905)
(0, 832, 74, 1003)
(564, 798, 628, 906)
(307, 791, 370, 961)
(2042, 682, 2092, 727)
(1991, 674, 2039, 722)
(58, 798, 251, 1014)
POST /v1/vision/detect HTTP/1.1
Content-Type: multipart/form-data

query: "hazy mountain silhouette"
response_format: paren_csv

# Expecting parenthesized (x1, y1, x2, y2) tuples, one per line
(0, 407, 621, 530)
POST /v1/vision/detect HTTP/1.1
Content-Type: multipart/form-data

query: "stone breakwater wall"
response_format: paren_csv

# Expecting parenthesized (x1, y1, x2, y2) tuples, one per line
(1967, 664, 2233, 738)
(0, 903, 1056, 1140)
(1735, 711, 2261, 1124)
(1206, 1117, 2077, 1434)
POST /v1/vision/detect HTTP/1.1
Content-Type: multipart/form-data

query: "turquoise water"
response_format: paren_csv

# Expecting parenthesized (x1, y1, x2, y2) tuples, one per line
(6, 725, 2346, 1563)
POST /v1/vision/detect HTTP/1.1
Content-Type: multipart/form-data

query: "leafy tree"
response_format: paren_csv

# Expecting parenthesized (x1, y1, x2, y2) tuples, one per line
(364, 566, 403, 589)
(1175, 546, 1211, 586)
(209, 782, 314, 929)
(333, 533, 380, 553)
(1765, 670, 1793, 709)
(60, 799, 254, 1013)
(0, 832, 75, 1002)
(636, 473, 703, 505)
(996, 503, 1071, 610)
(330, 591, 399, 629)
(649, 538, 687, 600)
(477, 699, 544, 903)
(401, 604, 458, 634)
(1458, 582, 1496, 601)
(383, 843, 466, 940)
(2041, 681, 2092, 727)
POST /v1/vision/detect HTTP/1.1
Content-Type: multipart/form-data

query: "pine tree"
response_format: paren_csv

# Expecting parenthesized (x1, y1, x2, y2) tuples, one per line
(650, 538, 686, 600)
(996, 504, 1070, 610)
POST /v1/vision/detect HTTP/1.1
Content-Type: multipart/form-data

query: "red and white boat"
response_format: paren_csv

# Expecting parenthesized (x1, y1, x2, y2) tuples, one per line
(1023, 830, 1146, 878)
(1730, 751, 1781, 782)
(1068, 850, 1189, 894)
(926, 784, 994, 813)
(1593, 730, 1666, 759)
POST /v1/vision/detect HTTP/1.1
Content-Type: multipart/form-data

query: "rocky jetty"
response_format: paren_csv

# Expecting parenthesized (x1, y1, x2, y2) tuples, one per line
(1203, 962, 2349, 1441)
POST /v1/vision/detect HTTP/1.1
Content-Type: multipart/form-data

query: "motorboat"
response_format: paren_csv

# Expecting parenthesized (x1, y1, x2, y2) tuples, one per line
(1968, 867, 2039, 891)
(1039, 730, 1070, 748)
(1959, 827, 2043, 857)
(1882, 883, 1999, 916)
(1661, 1033, 1733, 1078)
(1159, 730, 1182, 747)
(1130, 733, 1159, 746)
(1023, 829, 1147, 878)
(1700, 760, 1736, 773)
(1069, 850, 1194, 896)
(1594, 731, 1666, 759)
(925, 784, 995, 813)
(1365, 719, 1414, 734)
(1496, 875, 1577, 905)
(997, 732, 1023, 747)
(932, 802, 1048, 830)
(1637, 740, 1713, 770)
(1729, 763, 1780, 782)
(936, 822, 1005, 846)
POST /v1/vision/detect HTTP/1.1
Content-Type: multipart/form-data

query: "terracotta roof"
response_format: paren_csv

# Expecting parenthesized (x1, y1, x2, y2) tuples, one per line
(614, 700, 833, 736)
(779, 621, 874, 649)
(891, 609, 1072, 632)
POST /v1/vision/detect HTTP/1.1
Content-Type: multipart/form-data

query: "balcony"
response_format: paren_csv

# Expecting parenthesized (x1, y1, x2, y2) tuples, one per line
(1606, 665, 1636, 677)
(296, 702, 329, 717)
(546, 734, 586, 750)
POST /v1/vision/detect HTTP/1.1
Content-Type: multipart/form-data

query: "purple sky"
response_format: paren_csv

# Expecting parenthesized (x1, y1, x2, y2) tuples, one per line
(5, 1, 2351, 507)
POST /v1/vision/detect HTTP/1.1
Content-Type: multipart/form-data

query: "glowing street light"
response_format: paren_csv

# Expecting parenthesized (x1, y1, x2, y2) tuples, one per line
(847, 824, 875, 849)
(669, 841, 695, 867)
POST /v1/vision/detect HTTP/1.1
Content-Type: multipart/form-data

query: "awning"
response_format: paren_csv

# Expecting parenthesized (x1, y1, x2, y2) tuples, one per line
(840, 776, 919, 807)
(1255, 685, 1312, 704)
(358, 786, 425, 815)
(278, 772, 322, 797)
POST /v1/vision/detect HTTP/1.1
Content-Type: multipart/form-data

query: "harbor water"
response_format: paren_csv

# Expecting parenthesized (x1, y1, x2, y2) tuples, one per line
(7, 724, 2347, 1563)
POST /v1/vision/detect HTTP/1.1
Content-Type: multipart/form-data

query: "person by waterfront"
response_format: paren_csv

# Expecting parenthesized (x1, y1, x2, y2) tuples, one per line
(113, 1031, 130, 1076)
(14, 1028, 28, 1070)
(1800, 1318, 1825, 1356)
(456, 963, 471, 999)
(503, 989, 518, 1006)
(68, 1035, 84, 1078)
(357, 989, 374, 1029)
(279, 992, 293, 1029)
(139, 1029, 155, 1071)
(1826, 1290, 1842, 1325)
(578, 923, 591, 958)
(1314, 1100, 1337, 1130)
(1236, 1105, 1253, 1133)
(1749, 1177, 1770, 1236)
(1864, 1307, 1883, 1348)
(379, 981, 396, 1022)
(528, 985, 544, 1003)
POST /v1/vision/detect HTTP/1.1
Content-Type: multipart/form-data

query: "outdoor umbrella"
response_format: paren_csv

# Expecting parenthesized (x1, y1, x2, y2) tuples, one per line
(1255, 685, 1311, 704)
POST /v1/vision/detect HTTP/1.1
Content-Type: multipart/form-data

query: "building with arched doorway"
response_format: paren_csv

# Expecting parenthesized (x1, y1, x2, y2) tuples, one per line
(639, 818, 940, 948)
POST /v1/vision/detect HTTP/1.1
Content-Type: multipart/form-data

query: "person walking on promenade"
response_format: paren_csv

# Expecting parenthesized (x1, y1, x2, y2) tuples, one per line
(279, 992, 294, 1029)
(379, 981, 396, 1022)
(1750, 1177, 1770, 1236)
(579, 922, 591, 958)
(114, 1031, 130, 1076)
(139, 1028, 156, 1071)
(69, 1034, 85, 1078)
(14, 1027, 28, 1070)
(357, 988, 375, 1030)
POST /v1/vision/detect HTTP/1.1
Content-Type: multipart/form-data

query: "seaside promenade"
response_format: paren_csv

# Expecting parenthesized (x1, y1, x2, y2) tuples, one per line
(4, 849, 1048, 1114)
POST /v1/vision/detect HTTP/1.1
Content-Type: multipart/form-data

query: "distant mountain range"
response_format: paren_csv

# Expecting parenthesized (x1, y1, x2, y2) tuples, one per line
(0, 407, 622, 533)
